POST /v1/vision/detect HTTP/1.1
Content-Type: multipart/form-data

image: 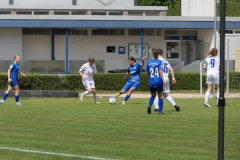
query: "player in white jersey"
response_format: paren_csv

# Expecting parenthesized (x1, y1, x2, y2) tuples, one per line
(79, 57, 100, 103)
(153, 49, 180, 112)
(203, 48, 220, 107)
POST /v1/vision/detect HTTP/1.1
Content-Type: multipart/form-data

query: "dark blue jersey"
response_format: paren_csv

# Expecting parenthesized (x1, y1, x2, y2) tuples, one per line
(146, 59, 163, 87)
(9, 62, 20, 80)
(128, 63, 141, 82)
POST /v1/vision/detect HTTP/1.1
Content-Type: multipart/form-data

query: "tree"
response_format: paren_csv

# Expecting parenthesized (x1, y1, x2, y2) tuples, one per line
(139, 0, 181, 16)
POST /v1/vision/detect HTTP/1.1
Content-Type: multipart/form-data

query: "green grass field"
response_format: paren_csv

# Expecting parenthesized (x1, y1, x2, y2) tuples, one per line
(0, 97, 239, 160)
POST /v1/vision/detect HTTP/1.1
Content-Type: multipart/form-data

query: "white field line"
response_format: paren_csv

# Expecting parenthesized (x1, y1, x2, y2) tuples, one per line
(0, 147, 119, 160)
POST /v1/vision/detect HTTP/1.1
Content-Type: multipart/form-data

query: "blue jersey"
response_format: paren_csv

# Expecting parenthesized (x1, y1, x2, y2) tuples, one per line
(9, 62, 20, 80)
(146, 59, 163, 87)
(127, 63, 141, 82)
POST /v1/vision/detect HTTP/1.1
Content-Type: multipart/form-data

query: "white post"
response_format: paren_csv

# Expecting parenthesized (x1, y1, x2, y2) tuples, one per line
(200, 62, 203, 95)
(226, 39, 229, 94)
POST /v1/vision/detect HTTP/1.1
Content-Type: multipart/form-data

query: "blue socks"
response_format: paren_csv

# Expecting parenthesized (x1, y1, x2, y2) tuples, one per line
(15, 95, 19, 102)
(148, 96, 155, 107)
(159, 98, 163, 113)
(124, 95, 130, 102)
(2, 93, 8, 100)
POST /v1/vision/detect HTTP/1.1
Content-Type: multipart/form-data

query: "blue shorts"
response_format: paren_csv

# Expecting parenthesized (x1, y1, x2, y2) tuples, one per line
(9, 79, 18, 86)
(122, 81, 140, 92)
(149, 86, 163, 93)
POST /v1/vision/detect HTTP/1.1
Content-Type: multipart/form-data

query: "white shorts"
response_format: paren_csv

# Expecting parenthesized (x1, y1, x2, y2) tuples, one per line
(163, 77, 170, 93)
(82, 80, 95, 89)
(206, 75, 219, 84)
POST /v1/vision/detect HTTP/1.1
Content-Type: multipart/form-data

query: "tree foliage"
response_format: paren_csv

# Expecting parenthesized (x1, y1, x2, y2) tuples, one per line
(139, 0, 181, 16)
(217, 0, 240, 17)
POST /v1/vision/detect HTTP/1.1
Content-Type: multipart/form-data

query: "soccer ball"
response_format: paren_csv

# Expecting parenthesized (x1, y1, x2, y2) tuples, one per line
(109, 97, 116, 104)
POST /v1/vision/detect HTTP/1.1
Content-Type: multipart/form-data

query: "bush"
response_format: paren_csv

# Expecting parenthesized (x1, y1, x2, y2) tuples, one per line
(0, 72, 239, 91)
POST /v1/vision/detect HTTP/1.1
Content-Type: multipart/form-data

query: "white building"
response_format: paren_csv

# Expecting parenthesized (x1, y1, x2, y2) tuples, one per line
(0, 0, 239, 73)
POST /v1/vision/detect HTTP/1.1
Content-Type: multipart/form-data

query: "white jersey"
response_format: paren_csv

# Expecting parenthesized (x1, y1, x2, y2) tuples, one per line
(79, 62, 97, 82)
(159, 57, 171, 77)
(204, 56, 220, 76)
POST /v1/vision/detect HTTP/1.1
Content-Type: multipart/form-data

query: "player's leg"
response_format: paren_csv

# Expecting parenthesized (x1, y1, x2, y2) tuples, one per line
(14, 85, 22, 106)
(0, 85, 12, 106)
(216, 84, 220, 106)
(147, 89, 156, 114)
(153, 95, 159, 112)
(157, 86, 164, 114)
(80, 81, 89, 101)
(91, 82, 100, 103)
(204, 75, 213, 107)
(163, 93, 180, 112)
(115, 82, 129, 97)
(214, 75, 220, 106)
(122, 82, 139, 105)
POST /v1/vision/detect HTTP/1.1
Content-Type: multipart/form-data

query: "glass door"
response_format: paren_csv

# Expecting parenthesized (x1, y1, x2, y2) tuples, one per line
(165, 41, 180, 59)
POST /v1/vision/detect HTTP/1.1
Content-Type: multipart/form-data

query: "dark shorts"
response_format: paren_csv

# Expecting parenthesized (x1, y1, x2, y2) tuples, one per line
(149, 86, 163, 93)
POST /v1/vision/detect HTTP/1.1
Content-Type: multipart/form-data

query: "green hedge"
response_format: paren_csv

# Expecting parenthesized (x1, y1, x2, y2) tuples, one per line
(0, 72, 239, 91)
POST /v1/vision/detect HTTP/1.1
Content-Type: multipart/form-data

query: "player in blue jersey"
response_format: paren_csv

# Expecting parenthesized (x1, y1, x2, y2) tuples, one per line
(0, 55, 26, 106)
(146, 49, 165, 114)
(115, 56, 144, 105)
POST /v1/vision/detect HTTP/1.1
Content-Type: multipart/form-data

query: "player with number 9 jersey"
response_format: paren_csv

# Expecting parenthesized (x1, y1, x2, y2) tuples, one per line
(203, 48, 220, 107)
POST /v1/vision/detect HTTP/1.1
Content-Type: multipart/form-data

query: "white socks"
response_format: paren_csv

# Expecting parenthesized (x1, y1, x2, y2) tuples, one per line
(93, 93, 97, 102)
(166, 96, 176, 106)
(205, 92, 210, 103)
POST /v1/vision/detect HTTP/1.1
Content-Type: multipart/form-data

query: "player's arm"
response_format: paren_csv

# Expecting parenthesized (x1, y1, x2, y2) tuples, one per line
(18, 71, 26, 77)
(159, 70, 166, 86)
(203, 61, 208, 71)
(140, 58, 145, 66)
(79, 66, 86, 80)
(169, 67, 176, 84)
(94, 64, 98, 74)
(7, 69, 11, 82)
(123, 72, 129, 80)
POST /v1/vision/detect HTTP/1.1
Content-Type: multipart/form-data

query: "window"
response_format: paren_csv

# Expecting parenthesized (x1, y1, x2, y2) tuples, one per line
(165, 30, 180, 35)
(166, 42, 180, 59)
(181, 30, 197, 36)
(218, 30, 233, 34)
(9, 0, 14, 5)
(72, 0, 77, 5)
(22, 29, 34, 35)
(107, 46, 115, 53)
(22, 28, 50, 35)
(92, 29, 124, 35)
(128, 29, 141, 35)
(71, 29, 88, 35)
(128, 29, 161, 36)
(145, 29, 161, 36)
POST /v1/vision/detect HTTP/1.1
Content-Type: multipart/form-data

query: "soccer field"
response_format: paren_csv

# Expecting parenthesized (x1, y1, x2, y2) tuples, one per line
(0, 97, 239, 160)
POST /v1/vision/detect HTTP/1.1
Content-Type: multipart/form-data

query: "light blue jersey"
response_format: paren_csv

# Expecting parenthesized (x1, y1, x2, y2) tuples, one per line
(146, 59, 163, 88)
(127, 63, 141, 83)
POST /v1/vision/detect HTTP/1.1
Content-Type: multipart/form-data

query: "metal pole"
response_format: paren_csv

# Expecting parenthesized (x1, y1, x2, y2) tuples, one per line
(213, 0, 218, 98)
(51, 28, 55, 60)
(200, 62, 202, 95)
(226, 39, 229, 95)
(218, 0, 226, 159)
(65, 28, 69, 74)
(140, 28, 144, 67)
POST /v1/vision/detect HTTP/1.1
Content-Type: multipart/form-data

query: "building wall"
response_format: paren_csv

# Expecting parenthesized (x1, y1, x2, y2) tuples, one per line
(2, 0, 134, 7)
(181, 0, 215, 16)
(0, 28, 22, 60)
(197, 29, 214, 59)
(22, 34, 164, 68)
